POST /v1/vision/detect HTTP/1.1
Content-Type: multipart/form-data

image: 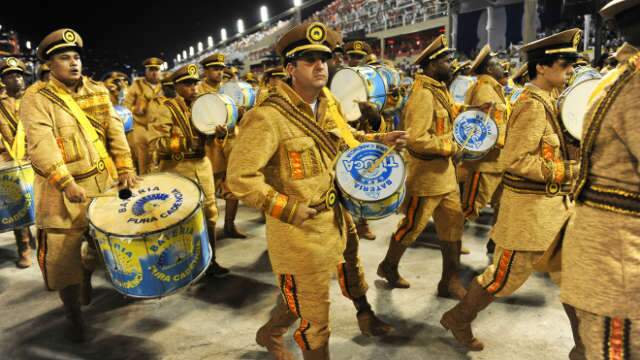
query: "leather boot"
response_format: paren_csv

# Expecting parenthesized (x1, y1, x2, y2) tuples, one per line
(302, 342, 330, 360)
(256, 298, 297, 360)
(377, 239, 410, 288)
(440, 280, 495, 351)
(356, 219, 376, 240)
(223, 199, 247, 239)
(437, 241, 467, 300)
(80, 269, 93, 306)
(59, 284, 86, 343)
(14, 228, 32, 268)
(206, 225, 230, 278)
(357, 309, 393, 337)
(563, 303, 586, 360)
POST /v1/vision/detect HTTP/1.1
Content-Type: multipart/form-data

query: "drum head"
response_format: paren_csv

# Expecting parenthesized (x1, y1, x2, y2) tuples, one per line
(192, 93, 228, 134)
(88, 173, 202, 237)
(336, 142, 405, 202)
(449, 76, 476, 103)
(220, 81, 255, 108)
(571, 66, 602, 86)
(559, 79, 600, 140)
(453, 110, 499, 153)
(330, 68, 369, 121)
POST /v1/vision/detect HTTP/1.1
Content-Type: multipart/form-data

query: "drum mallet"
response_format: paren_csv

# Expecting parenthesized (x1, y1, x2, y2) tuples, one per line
(88, 188, 133, 200)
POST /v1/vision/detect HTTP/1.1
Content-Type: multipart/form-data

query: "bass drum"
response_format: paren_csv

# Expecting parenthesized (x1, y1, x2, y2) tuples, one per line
(452, 110, 499, 161)
(558, 78, 601, 141)
(220, 81, 257, 109)
(0, 161, 35, 232)
(191, 93, 238, 134)
(449, 75, 476, 104)
(330, 66, 387, 121)
(88, 173, 212, 298)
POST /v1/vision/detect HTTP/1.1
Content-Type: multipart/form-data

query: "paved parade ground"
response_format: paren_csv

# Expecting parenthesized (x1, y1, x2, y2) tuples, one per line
(0, 204, 574, 360)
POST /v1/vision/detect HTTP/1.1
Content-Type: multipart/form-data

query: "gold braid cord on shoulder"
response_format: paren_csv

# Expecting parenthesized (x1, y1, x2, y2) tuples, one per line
(527, 90, 569, 160)
(164, 99, 194, 148)
(38, 88, 106, 139)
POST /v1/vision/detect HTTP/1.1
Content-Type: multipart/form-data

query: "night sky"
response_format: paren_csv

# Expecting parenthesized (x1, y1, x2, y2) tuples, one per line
(1, 0, 320, 78)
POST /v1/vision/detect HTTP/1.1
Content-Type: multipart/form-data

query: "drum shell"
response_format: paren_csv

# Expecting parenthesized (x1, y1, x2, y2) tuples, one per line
(220, 81, 257, 109)
(191, 93, 239, 135)
(338, 183, 406, 220)
(0, 162, 35, 232)
(330, 66, 387, 121)
(557, 78, 601, 141)
(570, 66, 602, 86)
(114, 105, 134, 133)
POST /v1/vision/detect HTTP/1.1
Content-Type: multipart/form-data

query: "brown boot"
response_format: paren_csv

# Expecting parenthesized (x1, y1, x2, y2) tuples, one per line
(437, 241, 467, 300)
(377, 240, 410, 288)
(223, 199, 247, 239)
(256, 298, 297, 360)
(563, 303, 586, 360)
(440, 280, 494, 351)
(59, 285, 86, 343)
(14, 228, 32, 269)
(357, 309, 393, 337)
(302, 342, 330, 360)
(356, 219, 376, 240)
(80, 270, 93, 306)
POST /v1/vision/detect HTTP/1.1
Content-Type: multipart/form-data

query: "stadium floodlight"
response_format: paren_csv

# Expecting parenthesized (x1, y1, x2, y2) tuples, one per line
(237, 19, 245, 34)
(182, 50, 187, 59)
(198, 41, 203, 53)
(293, 0, 302, 7)
(260, 6, 269, 23)
(25, 41, 31, 50)
(221, 28, 228, 42)
(189, 46, 194, 57)
(208, 36, 214, 48)
(177, 54, 182, 62)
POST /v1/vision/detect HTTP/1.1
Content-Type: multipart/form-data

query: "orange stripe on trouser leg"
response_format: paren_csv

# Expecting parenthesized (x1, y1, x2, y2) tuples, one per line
(294, 319, 312, 350)
(608, 318, 626, 360)
(337, 263, 352, 299)
(463, 172, 481, 216)
(486, 250, 514, 294)
(37, 230, 48, 287)
(281, 275, 300, 317)
(393, 197, 419, 242)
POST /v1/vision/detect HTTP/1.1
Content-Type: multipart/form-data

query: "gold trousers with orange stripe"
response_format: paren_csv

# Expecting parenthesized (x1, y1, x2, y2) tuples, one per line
(392, 191, 464, 246)
(37, 228, 92, 291)
(576, 309, 639, 360)
(461, 171, 503, 219)
(476, 246, 560, 297)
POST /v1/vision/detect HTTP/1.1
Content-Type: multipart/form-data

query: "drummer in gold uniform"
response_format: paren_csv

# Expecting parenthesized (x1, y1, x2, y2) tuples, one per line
(124, 57, 163, 174)
(344, 40, 372, 67)
(440, 29, 582, 353)
(0, 57, 35, 269)
(562, 1, 640, 358)
(21, 29, 137, 342)
(148, 64, 229, 277)
(227, 22, 405, 359)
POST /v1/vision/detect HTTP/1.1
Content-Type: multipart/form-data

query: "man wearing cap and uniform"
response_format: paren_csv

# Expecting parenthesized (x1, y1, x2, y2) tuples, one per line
(257, 65, 287, 105)
(124, 57, 164, 174)
(0, 57, 35, 269)
(440, 29, 583, 353)
(227, 22, 405, 359)
(21, 28, 137, 342)
(376, 35, 470, 303)
(344, 40, 372, 67)
(148, 63, 229, 277)
(561, 1, 640, 358)
(146, 72, 176, 173)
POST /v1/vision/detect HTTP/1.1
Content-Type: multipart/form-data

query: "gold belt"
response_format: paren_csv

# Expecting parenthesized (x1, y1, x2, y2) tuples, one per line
(159, 151, 205, 161)
(310, 187, 339, 213)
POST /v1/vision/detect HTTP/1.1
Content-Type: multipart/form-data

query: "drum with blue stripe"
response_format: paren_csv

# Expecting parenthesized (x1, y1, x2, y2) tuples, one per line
(330, 66, 387, 121)
(453, 110, 499, 161)
(192, 93, 239, 134)
(0, 161, 35, 232)
(88, 173, 212, 299)
(114, 105, 134, 133)
(335, 142, 406, 220)
(220, 81, 257, 109)
(510, 87, 525, 105)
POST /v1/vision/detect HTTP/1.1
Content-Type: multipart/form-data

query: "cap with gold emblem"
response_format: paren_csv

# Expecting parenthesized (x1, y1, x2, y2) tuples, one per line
(451, 59, 471, 77)
(243, 72, 258, 83)
(171, 64, 200, 84)
(521, 28, 582, 62)
(264, 66, 287, 78)
(600, 0, 640, 19)
(200, 53, 226, 68)
(345, 40, 372, 56)
(469, 44, 496, 74)
(365, 53, 380, 65)
(37, 28, 83, 61)
(0, 57, 27, 76)
(275, 21, 341, 61)
(414, 35, 455, 66)
(143, 57, 164, 69)
(161, 72, 174, 86)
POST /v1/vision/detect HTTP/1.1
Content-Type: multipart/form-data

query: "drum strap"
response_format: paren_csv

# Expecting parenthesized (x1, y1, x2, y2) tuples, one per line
(527, 91, 568, 160)
(164, 99, 196, 149)
(0, 101, 25, 162)
(321, 87, 360, 149)
(44, 82, 117, 180)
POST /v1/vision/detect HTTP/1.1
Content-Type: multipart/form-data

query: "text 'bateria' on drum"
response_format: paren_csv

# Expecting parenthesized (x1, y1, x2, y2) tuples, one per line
(452, 110, 499, 161)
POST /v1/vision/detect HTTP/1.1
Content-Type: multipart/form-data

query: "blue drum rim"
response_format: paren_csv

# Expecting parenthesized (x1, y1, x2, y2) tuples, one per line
(452, 111, 499, 154)
(358, 66, 387, 110)
(0, 162, 35, 232)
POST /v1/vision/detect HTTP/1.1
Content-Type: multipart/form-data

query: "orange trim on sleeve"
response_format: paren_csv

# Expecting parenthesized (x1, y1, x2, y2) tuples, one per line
(270, 194, 289, 219)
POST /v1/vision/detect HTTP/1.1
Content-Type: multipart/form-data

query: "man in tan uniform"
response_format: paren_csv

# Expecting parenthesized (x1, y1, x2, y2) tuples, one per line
(0, 57, 35, 268)
(562, 1, 640, 358)
(196, 53, 247, 239)
(148, 64, 229, 277)
(21, 29, 137, 342)
(376, 35, 468, 300)
(440, 29, 582, 353)
(227, 22, 404, 359)
(124, 57, 163, 174)
(344, 40, 372, 67)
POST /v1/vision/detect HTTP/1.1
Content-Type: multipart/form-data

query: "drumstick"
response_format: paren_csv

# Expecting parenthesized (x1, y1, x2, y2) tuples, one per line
(367, 144, 396, 174)
(87, 192, 119, 198)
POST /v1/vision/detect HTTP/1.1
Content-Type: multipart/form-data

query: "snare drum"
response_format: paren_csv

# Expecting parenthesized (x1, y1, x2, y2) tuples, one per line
(192, 93, 239, 135)
(558, 78, 601, 141)
(570, 66, 602, 86)
(88, 173, 212, 298)
(0, 161, 35, 232)
(449, 75, 476, 104)
(114, 105, 134, 133)
(453, 110, 499, 161)
(220, 81, 257, 109)
(330, 66, 387, 121)
(335, 142, 406, 220)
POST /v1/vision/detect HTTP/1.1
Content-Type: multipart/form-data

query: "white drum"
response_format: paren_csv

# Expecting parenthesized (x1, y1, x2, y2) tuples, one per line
(453, 110, 499, 161)
(449, 75, 476, 104)
(330, 66, 387, 122)
(220, 81, 257, 109)
(191, 93, 238, 135)
(558, 78, 601, 141)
